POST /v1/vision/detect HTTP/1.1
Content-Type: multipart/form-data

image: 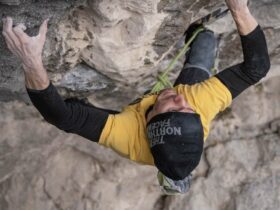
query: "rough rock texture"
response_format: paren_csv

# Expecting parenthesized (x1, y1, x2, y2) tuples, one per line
(0, 0, 280, 210)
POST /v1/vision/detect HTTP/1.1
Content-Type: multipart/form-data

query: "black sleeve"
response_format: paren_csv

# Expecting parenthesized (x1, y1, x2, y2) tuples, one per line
(26, 82, 109, 142)
(215, 25, 271, 99)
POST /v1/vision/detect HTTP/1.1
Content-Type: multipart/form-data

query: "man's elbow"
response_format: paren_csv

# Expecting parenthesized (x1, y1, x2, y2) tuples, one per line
(258, 56, 271, 80)
(247, 56, 271, 83)
(263, 56, 271, 75)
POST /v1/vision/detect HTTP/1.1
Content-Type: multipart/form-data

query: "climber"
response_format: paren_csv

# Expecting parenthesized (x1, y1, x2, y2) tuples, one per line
(2, 0, 270, 194)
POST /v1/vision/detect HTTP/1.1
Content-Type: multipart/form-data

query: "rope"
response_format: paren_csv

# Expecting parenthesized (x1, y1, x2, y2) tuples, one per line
(150, 26, 205, 93)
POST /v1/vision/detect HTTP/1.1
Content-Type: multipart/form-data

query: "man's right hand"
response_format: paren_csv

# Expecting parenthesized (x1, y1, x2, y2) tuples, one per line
(2, 17, 48, 72)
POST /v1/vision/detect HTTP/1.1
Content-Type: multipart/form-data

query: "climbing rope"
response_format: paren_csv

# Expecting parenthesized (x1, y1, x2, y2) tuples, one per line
(151, 26, 205, 93)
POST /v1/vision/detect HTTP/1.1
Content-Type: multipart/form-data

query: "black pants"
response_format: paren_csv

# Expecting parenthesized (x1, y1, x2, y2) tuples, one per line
(174, 66, 210, 86)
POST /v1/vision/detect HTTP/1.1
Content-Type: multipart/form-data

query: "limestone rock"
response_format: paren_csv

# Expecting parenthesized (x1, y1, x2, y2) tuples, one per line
(1, 0, 280, 210)
(56, 63, 113, 92)
(0, 0, 20, 6)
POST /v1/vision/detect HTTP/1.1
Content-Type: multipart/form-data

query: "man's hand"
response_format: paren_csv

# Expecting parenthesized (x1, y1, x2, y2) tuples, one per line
(225, 0, 257, 35)
(2, 17, 48, 71)
(2, 17, 50, 90)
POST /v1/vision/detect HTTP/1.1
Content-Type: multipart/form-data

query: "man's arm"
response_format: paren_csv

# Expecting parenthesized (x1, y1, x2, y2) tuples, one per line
(2, 17, 109, 142)
(26, 82, 109, 141)
(215, 0, 270, 98)
(226, 0, 258, 36)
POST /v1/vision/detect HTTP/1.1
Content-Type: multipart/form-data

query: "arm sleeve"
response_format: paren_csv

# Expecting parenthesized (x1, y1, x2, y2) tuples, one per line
(26, 82, 109, 142)
(215, 25, 271, 99)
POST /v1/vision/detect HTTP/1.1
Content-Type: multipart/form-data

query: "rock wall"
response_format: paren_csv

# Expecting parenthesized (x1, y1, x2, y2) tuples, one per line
(0, 0, 280, 210)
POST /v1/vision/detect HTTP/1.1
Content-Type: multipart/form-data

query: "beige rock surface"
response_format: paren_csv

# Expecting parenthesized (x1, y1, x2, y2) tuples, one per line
(0, 0, 280, 210)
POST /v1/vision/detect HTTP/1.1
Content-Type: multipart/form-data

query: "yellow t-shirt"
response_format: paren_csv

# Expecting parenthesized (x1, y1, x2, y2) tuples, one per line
(99, 77, 232, 165)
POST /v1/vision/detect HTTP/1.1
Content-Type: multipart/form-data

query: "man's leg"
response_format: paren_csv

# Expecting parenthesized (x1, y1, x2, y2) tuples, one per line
(174, 30, 217, 86)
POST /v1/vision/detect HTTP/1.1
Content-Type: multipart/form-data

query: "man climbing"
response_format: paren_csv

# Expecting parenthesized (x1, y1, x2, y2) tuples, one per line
(2, 0, 270, 194)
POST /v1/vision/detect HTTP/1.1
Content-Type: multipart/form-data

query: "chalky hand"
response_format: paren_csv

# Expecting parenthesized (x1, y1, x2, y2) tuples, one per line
(2, 17, 48, 72)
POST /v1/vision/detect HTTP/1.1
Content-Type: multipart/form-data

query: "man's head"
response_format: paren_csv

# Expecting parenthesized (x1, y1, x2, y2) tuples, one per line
(147, 88, 195, 121)
(146, 89, 204, 180)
